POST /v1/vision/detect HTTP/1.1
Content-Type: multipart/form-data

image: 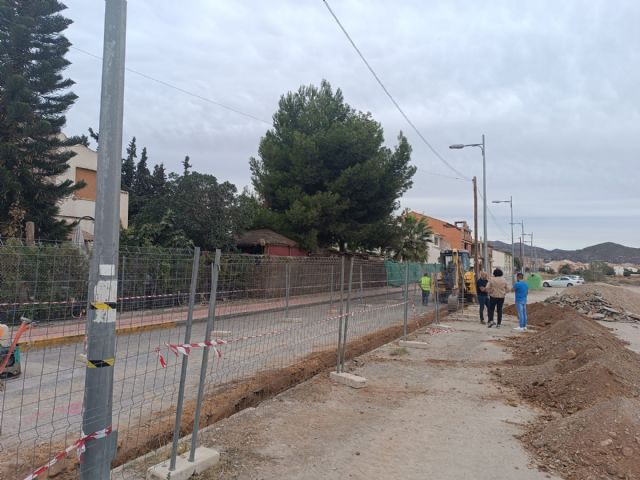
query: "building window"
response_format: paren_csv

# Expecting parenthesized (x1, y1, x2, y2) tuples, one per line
(75, 167, 97, 201)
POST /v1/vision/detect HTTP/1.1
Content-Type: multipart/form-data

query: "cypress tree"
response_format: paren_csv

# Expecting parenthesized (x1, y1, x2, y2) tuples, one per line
(121, 136, 136, 191)
(133, 146, 151, 197)
(0, 0, 81, 239)
(150, 163, 167, 197)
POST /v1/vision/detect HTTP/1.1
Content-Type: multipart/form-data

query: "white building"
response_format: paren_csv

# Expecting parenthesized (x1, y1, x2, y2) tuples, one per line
(491, 249, 513, 275)
(56, 135, 129, 237)
(427, 233, 450, 264)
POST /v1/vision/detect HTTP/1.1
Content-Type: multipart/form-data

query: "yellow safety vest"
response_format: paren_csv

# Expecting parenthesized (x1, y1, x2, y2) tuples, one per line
(420, 275, 431, 292)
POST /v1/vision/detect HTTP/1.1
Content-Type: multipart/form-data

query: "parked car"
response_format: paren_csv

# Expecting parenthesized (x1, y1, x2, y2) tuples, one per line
(542, 276, 584, 287)
(566, 275, 586, 283)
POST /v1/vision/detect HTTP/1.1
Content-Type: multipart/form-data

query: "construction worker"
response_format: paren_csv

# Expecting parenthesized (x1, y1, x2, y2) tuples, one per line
(420, 272, 432, 306)
(0, 323, 8, 348)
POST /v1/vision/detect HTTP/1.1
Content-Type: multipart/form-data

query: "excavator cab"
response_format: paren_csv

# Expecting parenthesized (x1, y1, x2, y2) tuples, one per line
(437, 249, 476, 311)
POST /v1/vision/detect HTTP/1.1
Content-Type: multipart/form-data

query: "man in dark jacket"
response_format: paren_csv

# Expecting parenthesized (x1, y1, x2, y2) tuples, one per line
(476, 271, 489, 324)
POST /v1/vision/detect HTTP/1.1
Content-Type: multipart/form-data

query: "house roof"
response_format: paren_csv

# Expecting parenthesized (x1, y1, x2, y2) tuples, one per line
(237, 229, 298, 247)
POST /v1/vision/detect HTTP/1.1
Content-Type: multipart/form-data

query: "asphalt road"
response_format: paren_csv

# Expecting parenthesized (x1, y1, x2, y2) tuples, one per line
(0, 287, 430, 473)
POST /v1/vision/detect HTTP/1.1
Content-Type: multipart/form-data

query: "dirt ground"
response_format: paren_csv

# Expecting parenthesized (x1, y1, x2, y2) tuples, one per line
(113, 283, 640, 480)
(498, 287, 640, 480)
(172, 306, 562, 480)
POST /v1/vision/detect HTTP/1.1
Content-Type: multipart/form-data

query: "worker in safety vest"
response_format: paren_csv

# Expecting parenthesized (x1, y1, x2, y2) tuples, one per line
(0, 323, 8, 348)
(420, 273, 432, 306)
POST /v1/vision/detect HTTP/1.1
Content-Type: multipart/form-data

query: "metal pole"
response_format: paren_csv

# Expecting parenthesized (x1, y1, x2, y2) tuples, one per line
(329, 265, 334, 311)
(510, 197, 514, 277)
(284, 262, 290, 318)
(169, 247, 201, 470)
(473, 176, 479, 279)
(434, 272, 440, 325)
(336, 257, 345, 373)
(521, 222, 525, 272)
(81, 1, 126, 477)
(482, 134, 488, 274)
(189, 249, 221, 461)
(339, 257, 354, 372)
(359, 265, 364, 306)
(403, 263, 409, 339)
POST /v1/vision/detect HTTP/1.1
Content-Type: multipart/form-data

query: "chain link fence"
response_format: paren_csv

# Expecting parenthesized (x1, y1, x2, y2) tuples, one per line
(0, 242, 439, 479)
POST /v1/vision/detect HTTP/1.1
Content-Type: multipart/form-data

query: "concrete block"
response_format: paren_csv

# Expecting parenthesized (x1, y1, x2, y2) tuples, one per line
(146, 455, 195, 480)
(330, 371, 367, 388)
(399, 340, 430, 349)
(180, 447, 220, 474)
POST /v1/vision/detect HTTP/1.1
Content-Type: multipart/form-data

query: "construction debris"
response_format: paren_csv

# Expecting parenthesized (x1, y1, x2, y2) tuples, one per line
(545, 285, 640, 323)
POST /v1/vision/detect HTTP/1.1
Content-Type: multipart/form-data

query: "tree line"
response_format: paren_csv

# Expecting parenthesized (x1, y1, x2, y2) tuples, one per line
(0, 1, 432, 261)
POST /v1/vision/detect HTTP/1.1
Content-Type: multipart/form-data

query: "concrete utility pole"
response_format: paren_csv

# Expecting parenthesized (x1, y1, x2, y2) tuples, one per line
(81, 1, 127, 478)
(473, 177, 479, 278)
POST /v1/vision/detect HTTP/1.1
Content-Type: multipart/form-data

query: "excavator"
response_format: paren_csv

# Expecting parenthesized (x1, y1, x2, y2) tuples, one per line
(437, 249, 476, 312)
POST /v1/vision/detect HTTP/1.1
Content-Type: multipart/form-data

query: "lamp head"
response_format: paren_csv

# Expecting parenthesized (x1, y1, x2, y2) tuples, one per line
(449, 144, 465, 149)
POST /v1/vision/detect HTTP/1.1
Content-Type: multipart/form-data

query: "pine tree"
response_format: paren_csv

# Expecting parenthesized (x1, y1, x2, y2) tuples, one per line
(0, 0, 81, 239)
(150, 163, 167, 197)
(182, 155, 192, 175)
(121, 137, 136, 191)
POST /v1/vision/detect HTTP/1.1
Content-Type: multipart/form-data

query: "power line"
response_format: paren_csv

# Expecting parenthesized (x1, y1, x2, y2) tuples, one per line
(71, 46, 272, 125)
(322, 0, 471, 182)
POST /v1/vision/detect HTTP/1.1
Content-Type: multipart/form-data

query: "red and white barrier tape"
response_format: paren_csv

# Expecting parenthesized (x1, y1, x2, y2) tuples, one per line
(156, 300, 409, 368)
(22, 426, 112, 480)
(156, 339, 227, 368)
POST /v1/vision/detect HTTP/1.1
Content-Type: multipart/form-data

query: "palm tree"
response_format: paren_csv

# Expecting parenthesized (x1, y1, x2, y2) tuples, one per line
(392, 210, 433, 262)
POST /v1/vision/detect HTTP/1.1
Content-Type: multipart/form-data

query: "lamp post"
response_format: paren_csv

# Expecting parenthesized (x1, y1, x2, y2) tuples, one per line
(450, 135, 487, 272)
(492, 197, 514, 276)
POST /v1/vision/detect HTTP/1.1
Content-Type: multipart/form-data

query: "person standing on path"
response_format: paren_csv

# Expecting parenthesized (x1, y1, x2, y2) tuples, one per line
(487, 268, 509, 328)
(512, 273, 529, 331)
(475, 271, 489, 324)
(420, 272, 432, 306)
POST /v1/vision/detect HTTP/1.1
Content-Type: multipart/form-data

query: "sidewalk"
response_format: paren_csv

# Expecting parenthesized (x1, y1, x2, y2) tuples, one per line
(16, 285, 404, 348)
(118, 305, 561, 479)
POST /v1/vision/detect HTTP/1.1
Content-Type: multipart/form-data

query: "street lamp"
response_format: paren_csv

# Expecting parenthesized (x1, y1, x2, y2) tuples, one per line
(492, 197, 514, 277)
(450, 135, 487, 272)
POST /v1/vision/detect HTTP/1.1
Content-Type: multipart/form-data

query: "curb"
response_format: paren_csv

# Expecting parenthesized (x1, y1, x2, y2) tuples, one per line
(21, 289, 406, 351)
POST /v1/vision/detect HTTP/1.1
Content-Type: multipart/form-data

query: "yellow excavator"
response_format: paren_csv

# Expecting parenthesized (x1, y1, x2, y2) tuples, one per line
(437, 249, 476, 312)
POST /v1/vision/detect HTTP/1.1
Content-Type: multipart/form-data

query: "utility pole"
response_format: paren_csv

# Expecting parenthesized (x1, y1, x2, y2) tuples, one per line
(81, 1, 127, 478)
(520, 222, 526, 272)
(481, 135, 488, 273)
(511, 221, 524, 273)
(473, 176, 479, 278)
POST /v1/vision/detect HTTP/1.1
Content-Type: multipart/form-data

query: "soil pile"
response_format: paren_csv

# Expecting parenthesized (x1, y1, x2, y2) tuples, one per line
(498, 292, 640, 479)
(524, 397, 640, 480)
(502, 303, 568, 326)
(546, 283, 640, 323)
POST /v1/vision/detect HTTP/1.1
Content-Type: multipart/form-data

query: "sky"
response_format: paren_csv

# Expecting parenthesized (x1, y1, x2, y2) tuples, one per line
(60, 0, 640, 250)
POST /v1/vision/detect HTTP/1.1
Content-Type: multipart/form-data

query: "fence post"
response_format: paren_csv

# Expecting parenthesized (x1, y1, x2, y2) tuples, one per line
(169, 247, 201, 471)
(189, 249, 221, 461)
(339, 257, 354, 372)
(434, 271, 440, 325)
(359, 265, 364, 306)
(285, 262, 290, 318)
(329, 265, 334, 311)
(336, 257, 345, 373)
(403, 263, 409, 339)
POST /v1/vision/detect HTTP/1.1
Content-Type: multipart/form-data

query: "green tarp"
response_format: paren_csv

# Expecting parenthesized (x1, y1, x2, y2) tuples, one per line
(384, 261, 441, 287)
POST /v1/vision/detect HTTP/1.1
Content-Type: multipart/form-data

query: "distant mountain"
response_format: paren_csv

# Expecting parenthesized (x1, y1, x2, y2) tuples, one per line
(489, 241, 640, 264)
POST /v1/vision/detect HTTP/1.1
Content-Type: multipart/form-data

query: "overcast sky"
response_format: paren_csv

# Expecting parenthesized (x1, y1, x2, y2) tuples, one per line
(61, 0, 639, 250)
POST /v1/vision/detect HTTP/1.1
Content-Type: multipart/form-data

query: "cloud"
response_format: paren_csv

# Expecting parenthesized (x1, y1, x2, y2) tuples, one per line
(61, 0, 640, 249)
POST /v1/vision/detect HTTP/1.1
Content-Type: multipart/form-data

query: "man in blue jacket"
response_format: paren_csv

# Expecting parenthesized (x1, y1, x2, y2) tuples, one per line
(512, 273, 529, 332)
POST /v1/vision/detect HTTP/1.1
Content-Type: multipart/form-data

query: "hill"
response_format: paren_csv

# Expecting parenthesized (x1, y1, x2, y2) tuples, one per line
(489, 241, 640, 264)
